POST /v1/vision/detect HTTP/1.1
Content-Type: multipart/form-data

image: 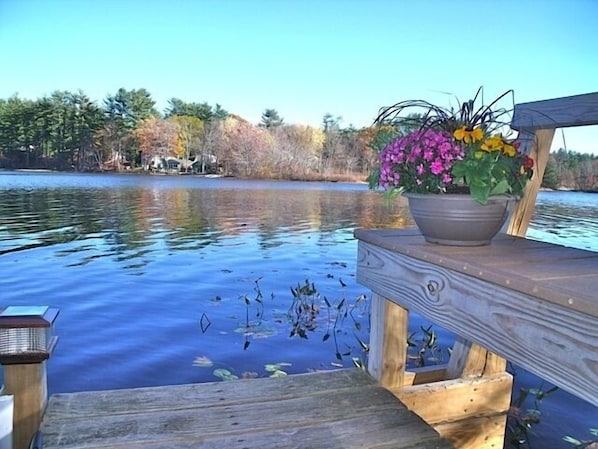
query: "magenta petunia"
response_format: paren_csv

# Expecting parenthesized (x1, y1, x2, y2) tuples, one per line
(378, 128, 464, 194)
(430, 159, 444, 175)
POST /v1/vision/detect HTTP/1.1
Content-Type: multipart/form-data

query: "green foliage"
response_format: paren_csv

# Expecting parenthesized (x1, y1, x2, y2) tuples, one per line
(0, 91, 105, 169)
(104, 88, 157, 131)
(541, 157, 560, 190)
(451, 148, 532, 204)
(260, 108, 284, 128)
(166, 98, 227, 122)
(551, 148, 598, 191)
(212, 368, 239, 381)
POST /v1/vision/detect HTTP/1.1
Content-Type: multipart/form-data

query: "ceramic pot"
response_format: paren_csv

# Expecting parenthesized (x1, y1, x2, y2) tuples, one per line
(405, 193, 515, 246)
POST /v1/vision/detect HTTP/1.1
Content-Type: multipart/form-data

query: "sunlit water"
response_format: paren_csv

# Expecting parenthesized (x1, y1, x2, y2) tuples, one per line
(0, 171, 595, 448)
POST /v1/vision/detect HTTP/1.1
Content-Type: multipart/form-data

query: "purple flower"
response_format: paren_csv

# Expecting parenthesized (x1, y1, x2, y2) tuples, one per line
(430, 159, 444, 175)
(377, 128, 464, 194)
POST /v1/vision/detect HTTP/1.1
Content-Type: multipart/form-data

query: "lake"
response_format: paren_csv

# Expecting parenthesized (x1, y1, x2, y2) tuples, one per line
(0, 171, 596, 448)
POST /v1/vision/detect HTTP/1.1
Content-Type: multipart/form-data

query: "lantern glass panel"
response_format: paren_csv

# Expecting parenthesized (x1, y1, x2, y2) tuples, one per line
(0, 327, 51, 355)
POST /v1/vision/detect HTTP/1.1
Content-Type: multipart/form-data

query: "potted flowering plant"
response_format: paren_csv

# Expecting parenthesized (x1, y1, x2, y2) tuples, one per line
(368, 88, 535, 245)
(369, 88, 534, 205)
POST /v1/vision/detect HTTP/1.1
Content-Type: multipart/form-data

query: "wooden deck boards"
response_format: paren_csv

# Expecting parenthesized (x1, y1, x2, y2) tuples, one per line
(355, 229, 598, 316)
(40, 369, 453, 449)
(355, 228, 598, 404)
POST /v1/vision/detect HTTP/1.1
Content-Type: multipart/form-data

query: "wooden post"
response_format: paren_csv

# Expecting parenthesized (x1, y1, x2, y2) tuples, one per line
(368, 293, 408, 389)
(3, 362, 47, 449)
(447, 336, 507, 379)
(0, 307, 58, 449)
(508, 128, 555, 236)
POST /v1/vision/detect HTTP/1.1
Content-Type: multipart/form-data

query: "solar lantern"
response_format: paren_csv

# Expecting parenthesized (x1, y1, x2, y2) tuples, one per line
(0, 306, 59, 365)
(0, 306, 59, 449)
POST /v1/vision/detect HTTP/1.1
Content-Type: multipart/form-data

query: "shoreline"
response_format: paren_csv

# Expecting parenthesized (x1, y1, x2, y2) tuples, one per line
(1, 169, 595, 192)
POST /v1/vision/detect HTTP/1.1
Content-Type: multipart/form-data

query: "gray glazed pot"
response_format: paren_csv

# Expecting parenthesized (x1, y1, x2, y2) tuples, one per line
(405, 193, 515, 246)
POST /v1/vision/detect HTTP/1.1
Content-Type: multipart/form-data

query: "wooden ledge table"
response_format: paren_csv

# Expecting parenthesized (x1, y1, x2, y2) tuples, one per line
(355, 228, 598, 448)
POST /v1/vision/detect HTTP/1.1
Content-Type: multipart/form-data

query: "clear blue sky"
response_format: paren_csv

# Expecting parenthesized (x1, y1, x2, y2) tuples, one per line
(1, 0, 597, 153)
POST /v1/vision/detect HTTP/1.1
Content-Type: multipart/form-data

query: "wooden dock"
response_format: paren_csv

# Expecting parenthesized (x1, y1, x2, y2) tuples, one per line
(39, 368, 453, 449)
(355, 228, 598, 448)
(356, 229, 597, 403)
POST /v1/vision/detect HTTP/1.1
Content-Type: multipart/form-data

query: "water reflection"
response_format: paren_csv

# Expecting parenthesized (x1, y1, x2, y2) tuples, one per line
(0, 173, 412, 271)
(528, 191, 598, 251)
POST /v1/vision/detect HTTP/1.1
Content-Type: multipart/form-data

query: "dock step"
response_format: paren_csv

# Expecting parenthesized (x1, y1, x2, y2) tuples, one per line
(40, 368, 452, 448)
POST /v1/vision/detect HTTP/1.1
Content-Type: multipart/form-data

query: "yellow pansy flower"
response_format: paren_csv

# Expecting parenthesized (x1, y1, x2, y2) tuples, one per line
(501, 142, 517, 157)
(453, 126, 484, 144)
(480, 135, 503, 152)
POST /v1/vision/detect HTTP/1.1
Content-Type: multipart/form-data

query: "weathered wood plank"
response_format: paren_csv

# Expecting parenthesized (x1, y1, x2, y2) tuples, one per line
(355, 229, 598, 316)
(391, 373, 513, 425)
(368, 294, 409, 388)
(42, 388, 402, 446)
(511, 92, 598, 129)
(179, 412, 452, 449)
(446, 338, 506, 379)
(381, 299, 409, 388)
(4, 362, 47, 449)
(508, 128, 555, 236)
(392, 374, 512, 449)
(405, 366, 448, 386)
(367, 292, 386, 382)
(435, 415, 508, 449)
(41, 369, 453, 449)
(44, 368, 372, 419)
(41, 413, 449, 449)
(356, 240, 598, 404)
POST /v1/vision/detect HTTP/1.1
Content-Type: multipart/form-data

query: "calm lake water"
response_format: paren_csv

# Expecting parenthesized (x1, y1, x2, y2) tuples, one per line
(0, 171, 596, 448)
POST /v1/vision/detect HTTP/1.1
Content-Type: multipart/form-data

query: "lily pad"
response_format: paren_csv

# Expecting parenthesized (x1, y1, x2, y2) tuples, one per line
(213, 368, 239, 381)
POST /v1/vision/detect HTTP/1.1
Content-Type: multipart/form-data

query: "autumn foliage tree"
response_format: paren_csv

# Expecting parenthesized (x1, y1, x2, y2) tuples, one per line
(171, 115, 204, 162)
(135, 117, 181, 168)
(221, 116, 272, 176)
(268, 124, 324, 178)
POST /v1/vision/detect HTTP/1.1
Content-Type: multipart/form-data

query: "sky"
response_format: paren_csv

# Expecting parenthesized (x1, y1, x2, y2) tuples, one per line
(0, 0, 597, 154)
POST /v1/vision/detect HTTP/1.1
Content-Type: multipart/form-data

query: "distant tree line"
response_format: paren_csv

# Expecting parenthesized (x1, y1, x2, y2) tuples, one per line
(542, 149, 598, 191)
(0, 89, 374, 180)
(0, 88, 596, 189)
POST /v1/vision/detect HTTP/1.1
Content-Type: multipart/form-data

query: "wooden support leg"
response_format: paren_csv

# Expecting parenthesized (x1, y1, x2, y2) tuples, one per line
(446, 336, 507, 378)
(3, 362, 47, 449)
(507, 128, 555, 237)
(368, 293, 408, 389)
(393, 373, 513, 445)
(368, 296, 513, 448)
(396, 336, 512, 449)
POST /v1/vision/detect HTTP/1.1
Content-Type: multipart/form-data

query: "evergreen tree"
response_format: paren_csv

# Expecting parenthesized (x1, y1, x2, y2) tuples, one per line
(260, 109, 283, 128)
(542, 156, 560, 190)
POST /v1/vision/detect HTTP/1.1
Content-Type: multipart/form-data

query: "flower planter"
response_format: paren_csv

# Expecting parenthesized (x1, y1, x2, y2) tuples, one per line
(405, 193, 515, 246)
